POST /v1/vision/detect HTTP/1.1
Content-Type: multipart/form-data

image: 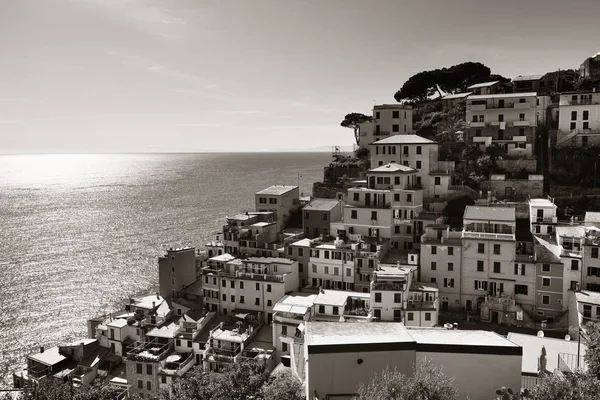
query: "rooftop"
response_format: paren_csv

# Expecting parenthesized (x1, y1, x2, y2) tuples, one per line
(555, 226, 586, 238)
(409, 328, 520, 348)
(585, 212, 600, 224)
(106, 319, 128, 329)
(410, 281, 439, 292)
(374, 265, 411, 279)
(513, 75, 543, 82)
(273, 292, 318, 314)
(467, 81, 499, 89)
(529, 198, 555, 208)
(464, 206, 515, 222)
(533, 236, 561, 263)
(209, 253, 236, 263)
(250, 222, 272, 227)
(304, 198, 341, 212)
(131, 293, 165, 310)
(244, 257, 295, 265)
(468, 92, 537, 100)
(371, 134, 435, 145)
(228, 213, 255, 221)
(314, 289, 370, 307)
(28, 346, 66, 366)
(575, 290, 600, 306)
(306, 322, 414, 347)
(441, 92, 472, 100)
(289, 238, 312, 248)
(62, 338, 96, 347)
(373, 104, 413, 110)
(256, 185, 298, 196)
(369, 162, 417, 174)
(146, 322, 180, 339)
(507, 332, 585, 375)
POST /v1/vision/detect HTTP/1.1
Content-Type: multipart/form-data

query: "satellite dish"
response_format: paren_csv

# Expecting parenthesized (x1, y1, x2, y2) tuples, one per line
(537, 330, 544, 337)
(565, 334, 571, 341)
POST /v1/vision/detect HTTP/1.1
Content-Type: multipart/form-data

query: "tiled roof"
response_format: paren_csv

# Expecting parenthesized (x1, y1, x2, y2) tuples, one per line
(304, 199, 341, 212)
(467, 81, 499, 89)
(371, 134, 435, 145)
(256, 185, 298, 196)
(369, 162, 416, 173)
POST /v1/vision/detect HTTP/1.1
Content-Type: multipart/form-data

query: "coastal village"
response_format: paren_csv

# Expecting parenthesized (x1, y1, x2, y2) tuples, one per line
(8, 51, 600, 399)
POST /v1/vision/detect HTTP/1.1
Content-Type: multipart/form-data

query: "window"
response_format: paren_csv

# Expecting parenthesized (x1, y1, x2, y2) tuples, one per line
(519, 113, 525, 121)
(161, 376, 167, 384)
(542, 264, 551, 273)
(431, 262, 437, 270)
(312, 264, 317, 273)
(351, 210, 357, 219)
(479, 115, 484, 122)
(593, 247, 599, 258)
(448, 262, 454, 271)
(222, 280, 226, 287)
(584, 305, 592, 319)
(430, 277, 437, 283)
(332, 306, 339, 315)
(571, 110, 577, 120)
(146, 382, 151, 391)
(515, 284, 528, 295)
(392, 110, 399, 118)
(542, 277, 551, 287)
(137, 363, 143, 374)
(494, 244, 501, 255)
(514, 264, 526, 275)
(231, 295, 235, 303)
(259, 197, 266, 204)
(304, 212, 309, 220)
(394, 193, 400, 202)
(230, 281, 235, 289)
(583, 110, 589, 120)
(425, 313, 431, 321)
(474, 280, 488, 291)
(434, 177, 441, 185)
(477, 260, 484, 272)
(138, 380, 143, 389)
(519, 127, 525, 135)
(431, 246, 437, 255)
(519, 98, 526, 103)
(415, 161, 421, 169)
(375, 293, 382, 302)
(571, 122, 576, 130)
(403, 146, 409, 155)
(239, 296, 244, 304)
(475, 129, 481, 137)
(353, 193, 359, 201)
(324, 266, 329, 275)
(584, 122, 590, 129)
(346, 268, 352, 277)
(146, 364, 152, 375)
(371, 211, 378, 221)
(498, 114, 504, 122)
(240, 281, 244, 289)
(318, 305, 325, 313)
(333, 267, 339, 276)
(478, 243, 485, 253)
(542, 295, 550, 305)
(392, 124, 399, 132)
(281, 325, 288, 336)
(255, 297, 260, 305)
(394, 293, 402, 303)
(448, 247, 454, 256)
(493, 262, 501, 273)
(298, 248, 303, 257)
(222, 294, 226, 301)
(407, 313, 414, 321)
(571, 260, 579, 271)
(588, 267, 600, 277)
(416, 146, 422, 155)
(444, 278, 454, 288)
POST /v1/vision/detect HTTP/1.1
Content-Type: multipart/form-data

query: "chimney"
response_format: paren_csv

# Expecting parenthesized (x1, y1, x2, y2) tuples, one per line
(156, 292, 160, 300)
(396, 261, 402, 270)
(40, 346, 44, 354)
(152, 301, 156, 309)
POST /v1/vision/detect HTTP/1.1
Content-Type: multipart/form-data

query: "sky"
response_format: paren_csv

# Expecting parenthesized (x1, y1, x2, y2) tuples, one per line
(1, 0, 599, 153)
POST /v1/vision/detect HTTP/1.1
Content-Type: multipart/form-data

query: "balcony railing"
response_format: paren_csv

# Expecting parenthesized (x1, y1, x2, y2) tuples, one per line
(515, 253, 534, 263)
(126, 339, 174, 362)
(485, 295, 516, 307)
(236, 271, 285, 282)
(372, 282, 405, 291)
(407, 301, 436, 310)
(569, 99, 599, 106)
(558, 352, 587, 373)
(462, 230, 515, 241)
(513, 120, 531, 127)
(469, 121, 486, 128)
(513, 102, 532, 109)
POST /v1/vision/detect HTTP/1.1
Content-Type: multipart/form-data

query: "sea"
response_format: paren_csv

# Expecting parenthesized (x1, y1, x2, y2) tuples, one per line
(0, 152, 330, 387)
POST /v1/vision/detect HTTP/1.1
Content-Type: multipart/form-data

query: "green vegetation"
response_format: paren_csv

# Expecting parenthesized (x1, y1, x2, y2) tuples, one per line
(340, 113, 373, 145)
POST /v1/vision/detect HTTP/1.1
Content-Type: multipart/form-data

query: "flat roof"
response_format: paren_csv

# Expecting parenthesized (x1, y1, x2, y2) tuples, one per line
(409, 328, 520, 348)
(507, 332, 585, 375)
(107, 319, 128, 328)
(62, 338, 96, 347)
(273, 292, 318, 314)
(228, 213, 255, 221)
(373, 104, 412, 110)
(371, 134, 435, 145)
(304, 199, 341, 212)
(256, 185, 298, 196)
(147, 322, 180, 339)
(289, 238, 312, 247)
(250, 222, 272, 227)
(314, 289, 370, 307)
(131, 294, 165, 310)
(575, 290, 600, 306)
(28, 346, 66, 366)
(245, 257, 295, 264)
(410, 281, 439, 292)
(529, 198, 555, 208)
(513, 75, 543, 81)
(468, 92, 537, 100)
(369, 162, 416, 174)
(555, 226, 586, 238)
(467, 81, 499, 89)
(375, 265, 411, 278)
(306, 322, 414, 347)
(464, 206, 515, 222)
(441, 92, 472, 100)
(209, 253, 236, 263)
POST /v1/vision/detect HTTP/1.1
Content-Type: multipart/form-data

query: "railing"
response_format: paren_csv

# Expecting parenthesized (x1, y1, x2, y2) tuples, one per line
(372, 282, 404, 291)
(513, 120, 531, 126)
(558, 352, 587, 373)
(126, 339, 174, 361)
(407, 301, 436, 310)
(356, 249, 381, 259)
(462, 231, 515, 241)
(515, 253, 534, 263)
(448, 184, 479, 198)
(485, 295, 516, 306)
(236, 271, 285, 282)
(534, 216, 557, 223)
(569, 99, 600, 105)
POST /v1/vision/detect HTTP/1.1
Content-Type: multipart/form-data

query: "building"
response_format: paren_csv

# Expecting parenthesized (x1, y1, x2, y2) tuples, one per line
(513, 75, 543, 94)
(307, 239, 358, 291)
(304, 322, 522, 400)
(507, 332, 587, 390)
(440, 92, 471, 109)
(580, 51, 600, 79)
(555, 91, 600, 147)
(486, 174, 544, 202)
(529, 198, 558, 236)
(302, 198, 342, 238)
(465, 92, 538, 157)
(358, 104, 414, 148)
(467, 81, 501, 96)
(158, 247, 200, 300)
(568, 290, 600, 340)
(420, 224, 463, 311)
(255, 185, 300, 232)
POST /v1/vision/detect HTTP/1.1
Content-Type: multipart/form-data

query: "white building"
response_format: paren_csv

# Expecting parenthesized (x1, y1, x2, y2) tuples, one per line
(555, 91, 600, 147)
(358, 104, 413, 148)
(255, 185, 300, 232)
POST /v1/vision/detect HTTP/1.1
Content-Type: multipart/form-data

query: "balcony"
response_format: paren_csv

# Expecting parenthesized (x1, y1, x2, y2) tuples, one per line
(515, 253, 534, 263)
(361, 202, 391, 209)
(462, 230, 515, 241)
(160, 352, 195, 377)
(512, 135, 527, 142)
(393, 218, 412, 225)
(534, 216, 557, 223)
(236, 271, 285, 282)
(513, 102, 532, 109)
(485, 295, 516, 307)
(473, 136, 491, 144)
(126, 339, 174, 362)
(357, 249, 381, 259)
(513, 120, 531, 127)
(469, 121, 486, 128)
(569, 99, 599, 106)
(407, 301, 436, 310)
(470, 104, 487, 111)
(372, 282, 405, 291)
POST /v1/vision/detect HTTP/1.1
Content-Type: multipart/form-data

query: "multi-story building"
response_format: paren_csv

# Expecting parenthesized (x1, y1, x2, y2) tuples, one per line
(555, 91, 600, 147)
(201, 255, 299, 324)
(158, 247, 200, 300)
(513, 75, 543, 94)
(461, 206, 517, 316)
(467, 81, 501, 96)
(466, 92, 538, 156)
(528, 198, 558, 236)
(369, 135, 455, 200)
(307, 240, 357, 291)
(358, 104, 413, 147)
(255, 185, 300, 232)
(583, 212, 600, 292)
(580, 51, 600, 79)
(302, 198, 342, 238)
(568, 290, 600, 340)
(284, 238, 311, 288)
(221, 212, 278, 256)
(440, 92, 471, 109)
(420, 224, 463, 311)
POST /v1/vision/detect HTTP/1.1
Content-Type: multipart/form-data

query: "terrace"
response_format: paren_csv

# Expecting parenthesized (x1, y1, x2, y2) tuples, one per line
(126, 338, 174, 362)
(159, 352, 196, 377)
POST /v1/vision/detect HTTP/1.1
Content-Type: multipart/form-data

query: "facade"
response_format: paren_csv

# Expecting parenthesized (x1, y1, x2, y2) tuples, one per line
(466, 92, 538, 156)
(304, 322, 522, 400)
(158, 247, 199, 300)
(284, 238, 312, 288)
(487, 174, 544, 202)
(467, 81, 501, 96)
(302, 198, 342, 238)
(555, 91, 600, 147)
(580, 51, 600, 79)
(513, 75, 543, 94)
(440, 92, 471, 109)
(307, 240, 358, 292)
(359, 104, 414, 148)
(568, 290, 600, 340)
(255, 185, 300, 232)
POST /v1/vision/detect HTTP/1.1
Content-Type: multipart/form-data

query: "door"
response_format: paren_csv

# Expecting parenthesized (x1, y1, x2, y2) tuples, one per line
(537, 209, 544, 222)
(466, 300, 472, 312)
(491, 311, 499, 323)
(441, 301, 449, 312)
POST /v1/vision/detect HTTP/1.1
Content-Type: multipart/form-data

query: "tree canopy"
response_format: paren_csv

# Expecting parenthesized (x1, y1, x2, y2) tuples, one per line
(340, 113, 373, 145)
(394, 62, 491, 102)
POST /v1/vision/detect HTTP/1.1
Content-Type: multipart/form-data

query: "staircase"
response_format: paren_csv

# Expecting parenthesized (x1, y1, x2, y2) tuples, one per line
(556, 130, 578, 147)
(448, 185, 480, 200)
